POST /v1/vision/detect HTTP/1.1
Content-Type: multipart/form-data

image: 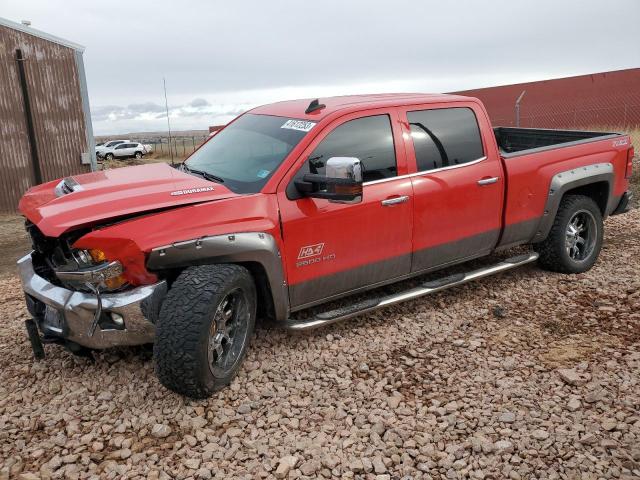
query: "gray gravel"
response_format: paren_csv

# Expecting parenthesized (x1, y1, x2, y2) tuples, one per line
(1, 207, 639, 479)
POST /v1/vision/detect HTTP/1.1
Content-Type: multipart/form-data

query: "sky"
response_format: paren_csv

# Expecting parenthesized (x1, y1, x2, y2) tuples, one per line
(3, 0, 640, 135)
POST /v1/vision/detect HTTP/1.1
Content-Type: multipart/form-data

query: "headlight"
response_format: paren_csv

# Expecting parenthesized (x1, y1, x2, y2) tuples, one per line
(88, 248, 107, 263)
(56, 249, 128, 291)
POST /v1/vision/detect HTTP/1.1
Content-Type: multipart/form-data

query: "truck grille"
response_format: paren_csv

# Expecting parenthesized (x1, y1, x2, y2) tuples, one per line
(25, 221, 90, 288)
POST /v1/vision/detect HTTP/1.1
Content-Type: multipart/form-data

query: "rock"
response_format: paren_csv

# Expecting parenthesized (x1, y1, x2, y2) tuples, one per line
(90, 441, 103, 452)
(444, 401, 459, 413)
(184, 458, 201, 470)
(387, 395, 402, 409)
(494, 440, 514, 454)
(584, 389, 603, 403)
(359, 363, 369, 372)
(151, 424, 172, 438)
(275, 456, 298, 479)
(453, 459, 466, 470)
(499, 412, 516, 423)
(349, 458, 364, 473)
(323, 454, 341, 470)
(97, 391, 113, 401)
(567, 398, 581, 412)
(18, 474, 40, 480)
(502, 357, 517, 371)
(372, 457, 386, 474)
(492, 305, 506, 318)
(237, 404, 252, 414)
(299, 460, 320, 476)
(190, 416, 207, 429)
(371, 422, 385, 435)
(579, 433, 598, 445)
(195, 468, 212, 479)
(557, 369, 585, 386)
(48, 382, 61, 394)
(531, 429, 549, 440)
(602, 418, 618, 431)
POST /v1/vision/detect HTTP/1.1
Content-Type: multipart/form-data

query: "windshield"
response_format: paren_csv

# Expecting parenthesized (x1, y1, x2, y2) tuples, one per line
(185, 114, 315, 193)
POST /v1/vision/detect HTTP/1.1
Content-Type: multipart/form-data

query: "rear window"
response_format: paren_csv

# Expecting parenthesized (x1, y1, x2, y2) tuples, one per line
(407, 107, 484, 172)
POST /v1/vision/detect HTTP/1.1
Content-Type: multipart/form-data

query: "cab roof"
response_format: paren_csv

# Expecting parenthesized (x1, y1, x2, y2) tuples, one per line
(250, 93, 473, 121)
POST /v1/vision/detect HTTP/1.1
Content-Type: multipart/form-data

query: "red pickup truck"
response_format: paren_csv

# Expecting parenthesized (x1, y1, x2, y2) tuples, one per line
(18, 94, 634, 398)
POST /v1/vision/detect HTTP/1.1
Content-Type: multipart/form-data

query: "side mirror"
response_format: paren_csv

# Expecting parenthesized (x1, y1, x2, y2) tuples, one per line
(295, 157, 363, 204)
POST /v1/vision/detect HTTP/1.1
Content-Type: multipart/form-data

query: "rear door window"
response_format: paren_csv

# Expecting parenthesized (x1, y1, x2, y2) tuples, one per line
(407, 107, 484, 172)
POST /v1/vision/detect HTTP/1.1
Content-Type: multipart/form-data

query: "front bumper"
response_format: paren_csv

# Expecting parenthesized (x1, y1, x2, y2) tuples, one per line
(18, 254, 166, 349)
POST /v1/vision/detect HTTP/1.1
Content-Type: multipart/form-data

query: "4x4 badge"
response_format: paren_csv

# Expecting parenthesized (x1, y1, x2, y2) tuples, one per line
(298, 243, 324, 259)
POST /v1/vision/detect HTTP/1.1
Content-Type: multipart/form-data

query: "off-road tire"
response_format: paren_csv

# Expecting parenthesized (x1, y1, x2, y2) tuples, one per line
(134, 151, 143, 159)
(104, 153, 114, 160)
(534, 194, 603, 273)
(154, 264, 256, 398)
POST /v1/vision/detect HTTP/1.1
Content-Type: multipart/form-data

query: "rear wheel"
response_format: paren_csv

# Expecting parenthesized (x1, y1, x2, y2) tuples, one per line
(534, 194, 603, 273)
(154, 264, 256, 398)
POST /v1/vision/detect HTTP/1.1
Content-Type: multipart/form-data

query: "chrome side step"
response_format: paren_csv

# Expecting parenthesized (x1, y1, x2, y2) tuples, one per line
(283, 252, 539, 331)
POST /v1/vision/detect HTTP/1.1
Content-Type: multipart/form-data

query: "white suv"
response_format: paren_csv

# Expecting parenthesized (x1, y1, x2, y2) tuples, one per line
(103, 142, 146, 161)
(96, 140, 128, 159)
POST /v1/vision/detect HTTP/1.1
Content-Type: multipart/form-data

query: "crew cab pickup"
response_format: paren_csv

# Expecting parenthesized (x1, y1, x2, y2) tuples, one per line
(17, 94, 634, 398)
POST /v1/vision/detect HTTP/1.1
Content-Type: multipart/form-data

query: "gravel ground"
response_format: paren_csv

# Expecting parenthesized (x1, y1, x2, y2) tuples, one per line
(1, 207, 639, 479)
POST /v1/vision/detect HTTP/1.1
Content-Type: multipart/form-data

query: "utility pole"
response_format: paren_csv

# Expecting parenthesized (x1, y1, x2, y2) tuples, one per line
(163, 77, 175, 166)
(515, 90, 526, 127)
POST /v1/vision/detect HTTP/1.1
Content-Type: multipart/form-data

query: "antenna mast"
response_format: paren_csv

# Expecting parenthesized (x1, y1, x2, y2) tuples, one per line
(163, 77, 175, 166)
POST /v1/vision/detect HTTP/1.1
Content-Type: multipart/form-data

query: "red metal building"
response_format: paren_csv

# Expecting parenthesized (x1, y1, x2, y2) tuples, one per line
(0, 17, 95, 212)
(453, 68, 640, 129)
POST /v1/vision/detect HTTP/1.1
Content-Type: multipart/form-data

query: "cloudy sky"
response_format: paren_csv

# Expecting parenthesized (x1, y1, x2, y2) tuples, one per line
(3, 0, 640, 135)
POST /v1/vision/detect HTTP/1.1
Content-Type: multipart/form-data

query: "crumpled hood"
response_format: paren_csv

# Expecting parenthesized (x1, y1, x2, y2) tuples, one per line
(20, 163, 238, 237)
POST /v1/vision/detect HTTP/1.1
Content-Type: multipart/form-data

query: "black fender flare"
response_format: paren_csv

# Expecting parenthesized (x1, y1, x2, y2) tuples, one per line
(532, 162, 614, 243)
(146, 232, 288, 321)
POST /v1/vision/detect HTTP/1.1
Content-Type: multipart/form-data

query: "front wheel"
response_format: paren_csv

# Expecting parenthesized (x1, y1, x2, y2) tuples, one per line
(534, 194, 603, 273)
(134, 151, 142, 159)
(104, 153, 114, 160)
(154, 264, 256, 398)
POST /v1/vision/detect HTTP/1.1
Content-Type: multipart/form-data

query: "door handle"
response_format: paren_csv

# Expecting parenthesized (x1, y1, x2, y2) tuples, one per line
(477, 176, 499, 186)
(381, 195, 409, 206)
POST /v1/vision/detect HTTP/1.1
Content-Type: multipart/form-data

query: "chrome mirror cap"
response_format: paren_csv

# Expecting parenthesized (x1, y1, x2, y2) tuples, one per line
(325, 157, 362, 204)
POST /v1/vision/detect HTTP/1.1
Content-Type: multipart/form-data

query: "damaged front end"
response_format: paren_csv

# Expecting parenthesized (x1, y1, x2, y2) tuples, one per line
(19, 222, 166, 356)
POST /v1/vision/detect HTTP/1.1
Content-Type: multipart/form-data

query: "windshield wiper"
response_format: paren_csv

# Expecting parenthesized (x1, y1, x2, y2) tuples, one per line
(181, 164, 225, 183)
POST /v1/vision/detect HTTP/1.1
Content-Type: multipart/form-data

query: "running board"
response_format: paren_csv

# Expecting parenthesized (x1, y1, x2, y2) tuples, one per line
(283, 252, 539, 331)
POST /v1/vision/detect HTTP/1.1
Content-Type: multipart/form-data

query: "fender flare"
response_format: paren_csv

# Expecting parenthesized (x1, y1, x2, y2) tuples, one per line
(146, 232, 289, 321)
(532, 162, 614, 243)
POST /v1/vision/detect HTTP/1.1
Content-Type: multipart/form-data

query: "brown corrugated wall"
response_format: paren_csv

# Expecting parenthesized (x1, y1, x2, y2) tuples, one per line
(0, 25, 90, 212)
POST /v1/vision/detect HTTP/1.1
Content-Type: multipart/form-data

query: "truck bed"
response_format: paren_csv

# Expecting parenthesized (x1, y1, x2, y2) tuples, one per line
(494, 127, 620, 157)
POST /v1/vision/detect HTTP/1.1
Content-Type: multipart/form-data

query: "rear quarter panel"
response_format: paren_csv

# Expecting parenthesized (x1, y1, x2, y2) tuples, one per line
(501, 134, 631, 243)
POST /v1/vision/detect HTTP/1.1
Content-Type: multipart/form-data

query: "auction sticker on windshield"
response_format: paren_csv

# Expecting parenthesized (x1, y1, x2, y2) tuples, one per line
(281, 119, 316, 132)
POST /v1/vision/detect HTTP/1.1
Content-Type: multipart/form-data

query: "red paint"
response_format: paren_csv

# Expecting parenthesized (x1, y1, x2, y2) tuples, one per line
(277, 107, 413, 287)
(19, 163, 238, 237)
(18, 94, 632, 290)
(396, 100, 504, 257)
